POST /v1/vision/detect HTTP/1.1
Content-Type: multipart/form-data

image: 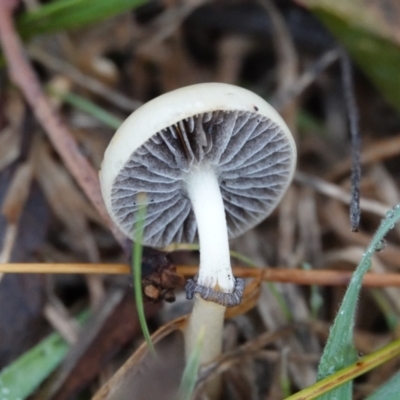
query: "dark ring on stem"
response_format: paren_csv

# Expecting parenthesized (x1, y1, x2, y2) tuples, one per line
(185, 275, 245, 307)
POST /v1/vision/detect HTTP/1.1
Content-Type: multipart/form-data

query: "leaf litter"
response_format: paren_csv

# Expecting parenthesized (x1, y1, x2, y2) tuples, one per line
(1, 0, 400, 399)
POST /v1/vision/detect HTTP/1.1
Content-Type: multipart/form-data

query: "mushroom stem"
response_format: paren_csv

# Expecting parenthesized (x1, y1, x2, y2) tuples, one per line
(184, 296, 225, 359)
(185, 165, 235, 293)
(183, 165, 235, 398)
(184, 295, 225, 398)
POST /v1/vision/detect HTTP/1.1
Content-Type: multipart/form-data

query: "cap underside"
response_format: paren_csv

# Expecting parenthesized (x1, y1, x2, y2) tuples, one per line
(110, 110, 294, 247)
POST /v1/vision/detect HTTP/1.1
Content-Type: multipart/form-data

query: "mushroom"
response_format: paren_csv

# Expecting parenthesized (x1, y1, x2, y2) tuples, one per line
(99, 82, 296, 381)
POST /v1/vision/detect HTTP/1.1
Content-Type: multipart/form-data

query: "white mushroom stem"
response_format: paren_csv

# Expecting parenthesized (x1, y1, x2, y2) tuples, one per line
(184, 296, 225, 399)
(183, 165, 235, 397)
(185, 165, 235, 292)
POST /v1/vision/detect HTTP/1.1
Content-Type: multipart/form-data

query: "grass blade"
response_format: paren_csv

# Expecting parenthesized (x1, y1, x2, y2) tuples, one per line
(365, 369, 400, 400)
(369, 288, 398, 331)
(316, 203, 400, 399)
(178, 328, 204, 400)
(132, 193, 156, 355)
(0, 311, 89, 400)
(17, 0, 148, 39)
(285, 336, 400, 400)
(302, 262, 323, 319)
(50, 89, 123, 130)
(302, 0, 400, 111)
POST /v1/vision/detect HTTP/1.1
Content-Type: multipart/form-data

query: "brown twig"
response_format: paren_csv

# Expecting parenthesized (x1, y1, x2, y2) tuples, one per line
(0, 2, 125, 246)
(1, 263, 400, 287)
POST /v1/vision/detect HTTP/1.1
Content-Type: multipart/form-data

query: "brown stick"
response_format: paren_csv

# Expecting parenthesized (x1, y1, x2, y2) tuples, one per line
(1, 263, 400, 287)
(0, 2, 125, 245)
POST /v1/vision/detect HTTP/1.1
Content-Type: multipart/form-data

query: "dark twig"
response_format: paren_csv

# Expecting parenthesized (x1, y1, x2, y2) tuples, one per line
(0, 2, 126, 246)
(340, 49, 362, 232)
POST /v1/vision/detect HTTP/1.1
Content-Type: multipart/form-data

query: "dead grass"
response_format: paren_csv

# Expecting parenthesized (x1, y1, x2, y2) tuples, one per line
(1, 1, 400, 399)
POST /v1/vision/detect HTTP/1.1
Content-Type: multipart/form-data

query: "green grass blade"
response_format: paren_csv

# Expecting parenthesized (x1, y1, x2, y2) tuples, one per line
(302, 0, 400, 111)
(302, 263, 323, 319)
(51, 89, 123, 130)
(366, 370, 400, 400)
(316, 204, 400, 399)
(132, 193, 156, 355)
(17, 0, 148, 39)
(285, 337, 400, 400)
(0, 311, 89, 400)
(178, 328, 204, 400)
(279, 350, 291, 397)
(369, 288, 398, 331)
(0, 333, 69, 400)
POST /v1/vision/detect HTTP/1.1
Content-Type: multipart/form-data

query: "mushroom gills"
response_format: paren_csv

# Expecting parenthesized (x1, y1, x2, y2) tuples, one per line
(110, 110, 294, 247)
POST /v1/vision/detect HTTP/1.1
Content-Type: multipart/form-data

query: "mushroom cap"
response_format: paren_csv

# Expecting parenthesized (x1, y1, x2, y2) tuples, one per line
(100, 83, 296, 247)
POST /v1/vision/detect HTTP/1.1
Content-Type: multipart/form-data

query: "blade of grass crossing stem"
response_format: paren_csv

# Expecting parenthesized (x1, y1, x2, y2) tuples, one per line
(0, 310, 89, 400)
(365, 369, 400, 400)
(16, 0, 148, 39)
(316, 203, 400, 400)
(132, 193, 156, 355)
(179, 328, 204, 400)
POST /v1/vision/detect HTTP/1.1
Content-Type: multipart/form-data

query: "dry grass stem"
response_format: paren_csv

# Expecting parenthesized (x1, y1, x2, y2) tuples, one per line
(296, 171, 389, 217)
(0, 3, 125, 245)
(0, 161, 34, 279)
(93, 315, 186, 400)
(29, 46, 142, 112)
(328, 134, 400, 182)
(1, 2, 400, 398)
(196, 326, 294, 393)
(1, 263, 400, 288)
(43, 302, 80, 344)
